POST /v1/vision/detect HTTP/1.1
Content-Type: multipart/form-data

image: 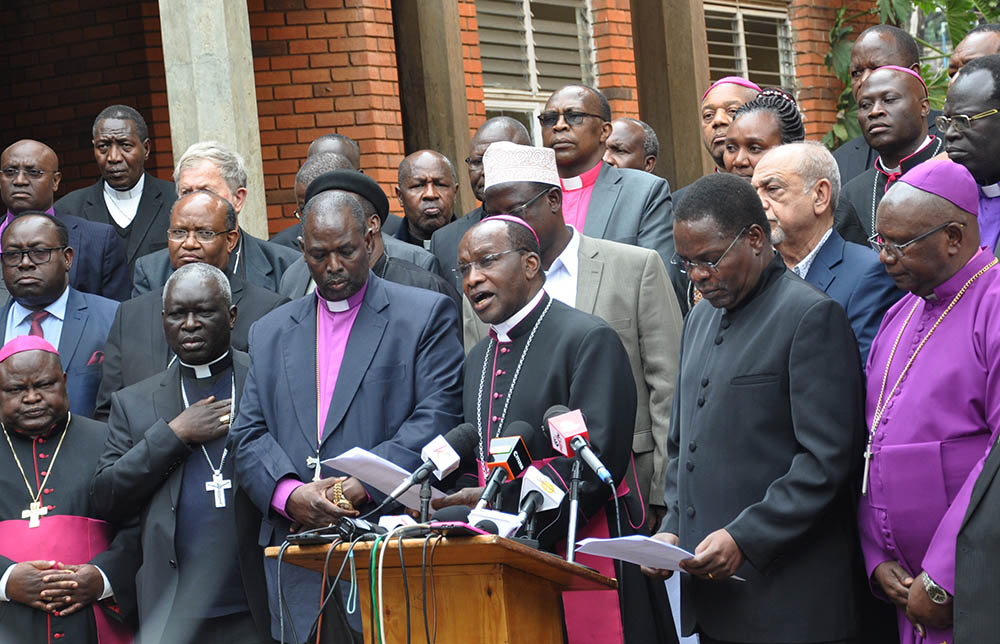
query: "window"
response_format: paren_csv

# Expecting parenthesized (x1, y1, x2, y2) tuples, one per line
(476, 0, 598, 142)
(705, 2, 795, 93)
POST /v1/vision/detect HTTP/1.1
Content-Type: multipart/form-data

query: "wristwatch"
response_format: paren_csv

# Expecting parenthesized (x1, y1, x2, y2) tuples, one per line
(921, 572, 951, 605)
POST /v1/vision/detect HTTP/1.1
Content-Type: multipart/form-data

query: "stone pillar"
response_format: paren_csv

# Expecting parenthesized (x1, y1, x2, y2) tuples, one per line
(391, 0, 475, 215)
(158, 0, 267, 238)
(629, 0, 714, 189)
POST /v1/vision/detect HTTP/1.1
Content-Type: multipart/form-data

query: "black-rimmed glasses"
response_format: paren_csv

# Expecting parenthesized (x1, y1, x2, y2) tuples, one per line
(537, 110, 605, 128)
(1, 247, 66, 267)
(671, 227, 747, 275)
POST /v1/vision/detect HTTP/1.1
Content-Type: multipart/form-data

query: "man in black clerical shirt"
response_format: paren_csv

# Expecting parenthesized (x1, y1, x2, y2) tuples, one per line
(92, 262, 272, 644)
(390, 150, 459, 246)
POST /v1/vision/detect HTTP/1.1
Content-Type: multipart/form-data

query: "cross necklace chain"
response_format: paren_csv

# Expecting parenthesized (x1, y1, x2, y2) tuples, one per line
(2, 414, 71, 528)
(181, 378, 236, 508)
(862, 258, 998, 495)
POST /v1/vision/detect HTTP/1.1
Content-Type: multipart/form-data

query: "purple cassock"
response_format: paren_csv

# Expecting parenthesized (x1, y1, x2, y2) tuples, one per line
(978, 186, 1000, 252)
(859, 248, 1000, 644)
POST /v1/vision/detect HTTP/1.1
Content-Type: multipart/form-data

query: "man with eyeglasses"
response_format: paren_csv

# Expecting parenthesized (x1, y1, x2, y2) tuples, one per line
(131, 141, 298, 296)
(0, 213, 118, 417)
(644, 173, 865, 644)
(93, 191, 287, 420)
(943, 54, 1000, 254)
(539, 85, 674, 274)
(752, 142, 901, 363)
(1, 140, 130, 301)
(859, 159, 1000, 644)
(430, 116, 533, 290)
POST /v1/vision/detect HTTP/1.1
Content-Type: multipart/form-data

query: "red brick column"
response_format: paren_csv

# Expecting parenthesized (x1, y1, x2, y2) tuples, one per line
(459, 0, 487, 140)
(591, 0, 639, 119)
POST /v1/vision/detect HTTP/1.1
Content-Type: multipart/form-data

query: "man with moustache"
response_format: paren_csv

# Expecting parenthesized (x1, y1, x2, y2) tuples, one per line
(603, 118, 659, 173)
(841, 66, 942, 238)
(390, 150, 460, 248)
(2, 140, 129, 301)
(697, 77, 761, 177)
(430, 116, 533, 289)
(95, 191, 287, 420)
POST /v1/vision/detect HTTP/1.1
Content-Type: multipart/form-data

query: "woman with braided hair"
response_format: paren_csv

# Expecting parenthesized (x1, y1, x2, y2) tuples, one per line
(723, 87, 805, 181)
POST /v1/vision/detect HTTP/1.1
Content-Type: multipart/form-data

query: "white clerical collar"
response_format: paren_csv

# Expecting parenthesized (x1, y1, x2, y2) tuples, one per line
(562, 175, 583, 190)
(876, 136, 933, 174)
(103, 173, 144, 200)
(178, 350, 231, 379)
(490, 288, 545, 343)
(982, 182, 1000, 198)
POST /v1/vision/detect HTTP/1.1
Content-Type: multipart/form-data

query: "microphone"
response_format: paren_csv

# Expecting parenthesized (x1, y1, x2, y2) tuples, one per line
(475, 420, 536, 510)
(547, 408, 614, 485)
(515, 466, 565, 525)
(387, 423, 478, 501)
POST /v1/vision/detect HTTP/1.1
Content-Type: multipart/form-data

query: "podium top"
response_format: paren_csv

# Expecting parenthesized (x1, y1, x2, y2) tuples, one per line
(266, 534, 617, 592)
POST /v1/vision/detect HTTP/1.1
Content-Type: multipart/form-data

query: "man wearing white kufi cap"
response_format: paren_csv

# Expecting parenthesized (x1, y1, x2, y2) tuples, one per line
(439, 141, 681, 644)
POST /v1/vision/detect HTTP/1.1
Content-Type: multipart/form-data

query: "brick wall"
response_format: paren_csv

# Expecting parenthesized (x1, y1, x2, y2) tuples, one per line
(591, 0, 640, 119)
(0, 0, 172, 196)
(459, 0, 487, 139)
(789, 0, 878, 139)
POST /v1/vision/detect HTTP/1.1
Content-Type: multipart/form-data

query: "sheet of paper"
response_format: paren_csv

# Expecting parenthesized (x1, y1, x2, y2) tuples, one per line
(323, 447, 445, 510)
(575, 536, 744, 580)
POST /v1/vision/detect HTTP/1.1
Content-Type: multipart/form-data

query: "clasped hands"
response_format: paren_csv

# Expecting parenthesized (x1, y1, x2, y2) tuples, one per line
(7, 560, 104, 616)
(286, 476, 368, 529)
(641, 529, 744, 581)
(872, 561, 952, 635)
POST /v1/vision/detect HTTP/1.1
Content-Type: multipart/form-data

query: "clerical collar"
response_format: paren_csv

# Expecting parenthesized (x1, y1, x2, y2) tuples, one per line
(103, 173, 144, 200)
(179, 350, 232, 379)
(876, 136, 936, 176)
(315, 281, 368, 313)
(490, 288, 546, 343)
(981, 182, 1000, 198)
(560, 161, 603, 191)
(928, 247, 995, 303)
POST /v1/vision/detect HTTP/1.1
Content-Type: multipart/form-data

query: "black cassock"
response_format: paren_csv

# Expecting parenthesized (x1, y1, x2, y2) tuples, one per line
(463, 293, 677, 644)
(0, 415, 137, 643)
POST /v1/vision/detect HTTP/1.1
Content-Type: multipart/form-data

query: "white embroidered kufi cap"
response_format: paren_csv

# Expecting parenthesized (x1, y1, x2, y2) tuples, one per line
(482, 142, 560, 191)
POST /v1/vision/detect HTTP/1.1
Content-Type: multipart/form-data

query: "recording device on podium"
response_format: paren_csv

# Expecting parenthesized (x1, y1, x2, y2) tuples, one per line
(475, 420, 537, 510)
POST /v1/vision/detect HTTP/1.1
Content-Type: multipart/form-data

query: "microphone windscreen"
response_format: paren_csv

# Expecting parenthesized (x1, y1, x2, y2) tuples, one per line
(430, 504, 472, 523)
(543, 405, 571, 426)
(502, 420, 547, 457)
(473, 520, 500, 535)
(443, 423, 479, 462)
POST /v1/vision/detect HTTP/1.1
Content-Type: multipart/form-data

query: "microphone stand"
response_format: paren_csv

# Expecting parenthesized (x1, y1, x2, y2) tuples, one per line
(565, 458, 582, 564)
(419, 478, 432, 523)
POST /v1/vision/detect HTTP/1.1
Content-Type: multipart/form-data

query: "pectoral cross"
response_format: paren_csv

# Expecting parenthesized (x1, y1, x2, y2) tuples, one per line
(205, 471, 232, 508)
(861, 440, 873, 496)
(307, 455, 322, 482)
(22, 500, 47, 528)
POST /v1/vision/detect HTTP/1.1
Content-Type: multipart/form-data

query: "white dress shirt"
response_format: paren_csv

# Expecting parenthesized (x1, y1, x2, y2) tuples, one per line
(5, 286, 69, 348)
(792, 228, 833, 280)
(544, 226, 581, 308)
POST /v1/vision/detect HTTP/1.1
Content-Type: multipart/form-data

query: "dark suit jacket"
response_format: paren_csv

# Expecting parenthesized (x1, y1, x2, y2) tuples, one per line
(229, 274, 464, 639)
(53, 212, 131, 301)
(663, 255, 863, 642)
(95, 275, 288, 420)
(131, 229, 299, 295)
(955, 441, 1000, 644)
(0, 287, 118, 417)
(802, 230, 902, 364)
(271, 221, 440, 271)
(91, 351, 272, 644)
(429, 206, 485, 290)
(832, 109, 942, 185)
(54, 173, 177, 279)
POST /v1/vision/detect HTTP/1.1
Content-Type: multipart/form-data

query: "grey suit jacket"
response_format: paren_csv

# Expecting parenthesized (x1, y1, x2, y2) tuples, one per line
(464, 234, 682, 508)
(955, 441, 1000, 643)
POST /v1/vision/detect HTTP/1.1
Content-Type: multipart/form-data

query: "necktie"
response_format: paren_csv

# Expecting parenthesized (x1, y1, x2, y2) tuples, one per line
(28, 311, 48, 338)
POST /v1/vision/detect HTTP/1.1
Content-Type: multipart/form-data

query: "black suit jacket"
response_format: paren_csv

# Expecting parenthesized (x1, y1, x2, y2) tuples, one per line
(95, 275, 288, 420)
(51, 212, 131, 301)
(663, 255, 864, 642)
(429, 206, 485, 290)
(54, 174, 177, 279)
(131, 229, 299, 295)
(955, 442, 1000, 643)
(91, 351, 271, 643)
(832, 109, 942, 185)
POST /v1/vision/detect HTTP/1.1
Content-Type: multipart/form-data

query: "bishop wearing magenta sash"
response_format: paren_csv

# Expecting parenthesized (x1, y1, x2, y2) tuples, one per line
(0, 335, 136, 643)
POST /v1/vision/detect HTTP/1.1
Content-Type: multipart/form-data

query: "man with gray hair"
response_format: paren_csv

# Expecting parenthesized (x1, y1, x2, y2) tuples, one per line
(132, 141, 298, 295)
(603, 118, 659, 173)
(751, 142, 900, 361)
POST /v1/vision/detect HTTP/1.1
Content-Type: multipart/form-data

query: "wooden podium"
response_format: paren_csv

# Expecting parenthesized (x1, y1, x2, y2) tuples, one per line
(267, 534, 617, 643)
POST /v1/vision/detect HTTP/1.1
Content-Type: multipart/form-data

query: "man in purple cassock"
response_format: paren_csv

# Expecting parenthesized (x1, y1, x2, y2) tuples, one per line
(860, 158, 1000, 643)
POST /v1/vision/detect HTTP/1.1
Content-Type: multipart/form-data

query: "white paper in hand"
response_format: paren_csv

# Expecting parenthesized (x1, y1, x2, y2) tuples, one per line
(322, 447, 446, 510)
(576, 536, 746, 581)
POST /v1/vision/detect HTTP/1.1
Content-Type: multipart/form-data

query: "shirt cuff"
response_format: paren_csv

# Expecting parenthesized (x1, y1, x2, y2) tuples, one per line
(271, 476, 304, 521)
(0, 563, 13, 601)
(96, 566, 113, 600)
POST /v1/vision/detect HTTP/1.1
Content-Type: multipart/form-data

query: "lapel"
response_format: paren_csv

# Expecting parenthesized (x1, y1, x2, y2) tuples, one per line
(152, 363, 186, 508)
(125, 174, 164, 264)
(0, 298, 12, 344)
(233, 230, 270, 284)
(320, 277, 389, 447)
(962, 440, 1000, 531)
(582, 163, 622, 239)
(283, 297, 320, 447)
(804, 231, 843, 292)
(230, 274, 247, 309)
(57, 289, 88, 367)
(575, 236, 604, 315)
(81, 180, 112, 226)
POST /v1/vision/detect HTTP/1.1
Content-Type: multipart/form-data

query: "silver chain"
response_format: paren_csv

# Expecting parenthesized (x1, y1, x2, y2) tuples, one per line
(180, 376, 235, 475)
(475, 298, 552, 480)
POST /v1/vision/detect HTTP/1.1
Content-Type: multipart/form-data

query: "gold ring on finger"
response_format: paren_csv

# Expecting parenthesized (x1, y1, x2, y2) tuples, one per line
(707, 572, 714, 579)
(219, 414, 231, 424)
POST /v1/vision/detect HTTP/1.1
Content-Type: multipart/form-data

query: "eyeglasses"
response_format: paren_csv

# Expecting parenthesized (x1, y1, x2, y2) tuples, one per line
(453, 248, 524, 279)
(167, 229, 234, 243)
(483, 187, 552, 219)
(935, 109, 999, 132)
(670, 227, 747, 275)
(868, 221, 963, 258)
(0, 246, 66, 268)
(537, 110, 605, 128)
(1, 167, 53, 180)
(465, 156, 483, 170)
